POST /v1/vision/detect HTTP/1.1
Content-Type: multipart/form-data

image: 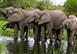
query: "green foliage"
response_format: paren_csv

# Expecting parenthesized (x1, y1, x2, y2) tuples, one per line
(0, 42, 5, 54)
(63, 29, 67, 39)
(64, 0, 77, 16)
(0, 0, 65, 11)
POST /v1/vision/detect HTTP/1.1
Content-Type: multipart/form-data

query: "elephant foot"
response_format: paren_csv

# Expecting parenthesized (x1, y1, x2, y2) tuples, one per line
(34, 38, 38, 41)
(14, 38, 17, 41)
(20, 36, 25, 40)
(41, 39, 45, 42)
(14, 36, 18, 39)
(37, 38, 41, 41)
(25, 36, 26, 38)
(68, 43, 73, 46)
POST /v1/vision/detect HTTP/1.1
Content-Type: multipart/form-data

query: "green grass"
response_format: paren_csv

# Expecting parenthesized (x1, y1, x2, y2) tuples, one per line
(63, 29, 67, 39)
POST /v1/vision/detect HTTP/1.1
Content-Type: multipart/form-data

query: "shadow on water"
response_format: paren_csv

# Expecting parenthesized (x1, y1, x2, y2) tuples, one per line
(1, 36, 77, 54)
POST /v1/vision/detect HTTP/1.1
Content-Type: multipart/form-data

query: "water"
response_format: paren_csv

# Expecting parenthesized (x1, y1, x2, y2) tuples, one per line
(0, 36, 77, 54)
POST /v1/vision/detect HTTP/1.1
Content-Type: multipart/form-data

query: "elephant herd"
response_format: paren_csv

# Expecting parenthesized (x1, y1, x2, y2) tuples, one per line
(0, 7, 77, 45)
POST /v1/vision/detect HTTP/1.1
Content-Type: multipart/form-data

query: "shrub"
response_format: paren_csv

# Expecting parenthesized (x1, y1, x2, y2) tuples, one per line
(64, 0, 77, 16)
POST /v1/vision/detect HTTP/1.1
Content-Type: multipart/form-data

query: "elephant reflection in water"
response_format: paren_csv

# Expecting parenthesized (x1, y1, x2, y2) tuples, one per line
(33, 41, 40, 54)
(47, 42, 53, 54)
(6, 39, 30, 54)
(54, 43, 63, 54)
(66, 46, 74, 54)
(40, 42, 46, 54)
(74, 45, 77, 53)
(47, 42, 64, 54)
(18, 40, 30, 54)
(32, 41, 47, 54)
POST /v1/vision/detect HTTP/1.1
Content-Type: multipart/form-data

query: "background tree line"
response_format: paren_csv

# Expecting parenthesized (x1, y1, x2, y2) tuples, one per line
(0, 0, 77, 16)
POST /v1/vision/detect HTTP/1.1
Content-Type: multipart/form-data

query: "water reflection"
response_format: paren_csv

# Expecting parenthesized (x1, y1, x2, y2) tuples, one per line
(66, 45, 74, 54)
(1, 36, 77, 54)
(47, 42, 53, 54)
(33, 41, 40, 54)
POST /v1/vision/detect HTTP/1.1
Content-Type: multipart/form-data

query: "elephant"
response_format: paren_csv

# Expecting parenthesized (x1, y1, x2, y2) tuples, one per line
(25, 10, 67, 42)
(63, 15, 77, 45)
(0, 7, 40, 40)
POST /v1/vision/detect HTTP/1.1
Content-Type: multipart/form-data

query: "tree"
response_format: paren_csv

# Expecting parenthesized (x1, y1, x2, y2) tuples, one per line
(64, 0, 77, 16)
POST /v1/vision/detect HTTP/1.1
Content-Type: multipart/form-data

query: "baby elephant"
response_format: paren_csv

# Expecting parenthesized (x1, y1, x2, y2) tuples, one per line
(63, 15, 77, 45)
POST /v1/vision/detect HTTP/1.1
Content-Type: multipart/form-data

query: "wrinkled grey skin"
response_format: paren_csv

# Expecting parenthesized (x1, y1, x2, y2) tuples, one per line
(63, 15, 77, 45)
(0, 7, 40, 40)
(25, 10, 67, 42)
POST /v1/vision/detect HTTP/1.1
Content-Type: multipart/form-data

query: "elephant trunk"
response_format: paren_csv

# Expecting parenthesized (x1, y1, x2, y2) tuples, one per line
(2, 22, 9, 30)
(2, 21, 13, 30)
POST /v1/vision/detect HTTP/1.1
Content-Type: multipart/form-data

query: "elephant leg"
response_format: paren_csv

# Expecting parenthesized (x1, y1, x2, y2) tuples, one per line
(37, 27, 41, 41)
(14, 23, 18, 39)
(26, 27, 30, 41)
(45, 27, 47, 42)
(55, 31, 58, 40)
(67, 29, 70, 45)
(19, 25, 24, 40)
(34, 26, 39, 41)
(68, 30, 75, 46)
(47, 26, 53, 42)
(41, 25, 45, 42)
(58, 28, 64, 41)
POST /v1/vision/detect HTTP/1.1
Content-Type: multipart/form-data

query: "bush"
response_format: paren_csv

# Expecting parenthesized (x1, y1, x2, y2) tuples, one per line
(64, 0, 77, 16)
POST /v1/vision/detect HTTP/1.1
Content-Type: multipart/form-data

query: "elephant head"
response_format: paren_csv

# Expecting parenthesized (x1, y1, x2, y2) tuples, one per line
(63, 15, 77, 30)
(68, 15, 77, 19)
(0, 7, 15, 18)
(27, 11, 51, 25)
(0, 7, 24, 22)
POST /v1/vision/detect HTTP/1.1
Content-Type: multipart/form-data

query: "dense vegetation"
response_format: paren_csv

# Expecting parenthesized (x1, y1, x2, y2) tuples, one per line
(64, 0, 77, 16)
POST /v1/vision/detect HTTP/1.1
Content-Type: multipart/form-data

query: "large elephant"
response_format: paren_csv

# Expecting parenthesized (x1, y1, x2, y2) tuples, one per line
(25, 10, 67, 42)
(0, 7, 40, 40)
(63, 15, 77, 45)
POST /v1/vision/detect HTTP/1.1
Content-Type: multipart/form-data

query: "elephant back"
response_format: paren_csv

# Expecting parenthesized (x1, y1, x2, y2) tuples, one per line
(7, 8, 40, 22)
(50, 10, 67, 29)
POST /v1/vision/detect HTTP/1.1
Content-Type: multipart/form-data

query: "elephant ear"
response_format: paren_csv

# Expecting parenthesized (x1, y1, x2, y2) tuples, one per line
(70, 20, 77, 30)
(38, 12, 51, 25)
(7, 9, 24, 21)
